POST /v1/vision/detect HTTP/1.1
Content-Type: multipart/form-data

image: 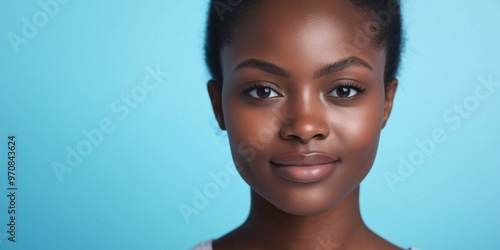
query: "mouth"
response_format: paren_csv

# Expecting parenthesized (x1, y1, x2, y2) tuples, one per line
(270, 152, 340, 183)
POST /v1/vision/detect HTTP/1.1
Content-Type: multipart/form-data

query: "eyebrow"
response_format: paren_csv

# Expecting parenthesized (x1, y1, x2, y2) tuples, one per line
(233, 56, 374, 79)
(234, 59, 291, 78)
(313, 56, 374, 79)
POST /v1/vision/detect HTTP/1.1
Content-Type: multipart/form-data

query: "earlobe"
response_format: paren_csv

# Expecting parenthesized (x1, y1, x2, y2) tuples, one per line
(381, 78, 398, 129)
(207, 80, 226, 130)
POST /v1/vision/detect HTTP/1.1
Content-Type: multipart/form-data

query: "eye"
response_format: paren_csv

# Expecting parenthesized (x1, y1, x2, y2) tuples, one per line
(328, 84, 365, 98)
(246, 83, 280, 99)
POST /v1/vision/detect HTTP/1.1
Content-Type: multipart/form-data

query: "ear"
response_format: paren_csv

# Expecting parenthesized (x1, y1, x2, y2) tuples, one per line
(381, 78, 398, 129)
(207, 80, 226, 130)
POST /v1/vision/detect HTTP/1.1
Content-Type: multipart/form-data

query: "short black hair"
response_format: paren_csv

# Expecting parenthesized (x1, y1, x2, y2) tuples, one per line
(204, 0, 403, 85)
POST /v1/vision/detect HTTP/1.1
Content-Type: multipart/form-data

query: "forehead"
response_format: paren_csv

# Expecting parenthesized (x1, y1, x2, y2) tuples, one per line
(221, 0, 386, 81)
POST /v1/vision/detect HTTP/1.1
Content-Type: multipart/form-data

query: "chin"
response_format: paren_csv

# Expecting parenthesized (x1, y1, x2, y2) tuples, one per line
(252, 178, 362, 217)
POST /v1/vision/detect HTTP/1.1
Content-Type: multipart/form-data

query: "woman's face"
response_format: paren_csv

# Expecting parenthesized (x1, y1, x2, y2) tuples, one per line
(209, 0, 397, 215)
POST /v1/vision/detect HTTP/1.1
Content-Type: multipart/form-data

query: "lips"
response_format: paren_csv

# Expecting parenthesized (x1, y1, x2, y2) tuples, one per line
(270, 153, 339, 183)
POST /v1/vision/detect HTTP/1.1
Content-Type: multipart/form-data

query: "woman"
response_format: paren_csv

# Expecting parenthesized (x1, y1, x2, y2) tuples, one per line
(193, 0, 417, 249)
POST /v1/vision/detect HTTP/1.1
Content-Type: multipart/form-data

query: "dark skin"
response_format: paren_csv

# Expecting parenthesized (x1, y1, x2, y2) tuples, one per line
(208, 1, 399, 249)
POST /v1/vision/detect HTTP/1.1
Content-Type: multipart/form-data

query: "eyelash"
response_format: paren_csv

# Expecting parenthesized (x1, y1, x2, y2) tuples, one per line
(244, 82, 282, 99)
(329, 82, 366, 98)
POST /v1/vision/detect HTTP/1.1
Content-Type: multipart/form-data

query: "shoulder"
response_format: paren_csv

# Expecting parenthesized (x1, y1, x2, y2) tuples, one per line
(190, 240, 213, 250)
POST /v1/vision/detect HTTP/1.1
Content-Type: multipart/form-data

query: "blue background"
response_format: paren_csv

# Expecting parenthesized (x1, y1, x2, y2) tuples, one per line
(0, 0, 499, 249)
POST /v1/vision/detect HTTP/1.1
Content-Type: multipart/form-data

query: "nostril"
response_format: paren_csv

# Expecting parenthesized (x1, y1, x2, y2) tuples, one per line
(312, 133, 326, 140)
(278, 114, 330, 143)
(284, 134, 301, 141)
(282, 133, 326, 144)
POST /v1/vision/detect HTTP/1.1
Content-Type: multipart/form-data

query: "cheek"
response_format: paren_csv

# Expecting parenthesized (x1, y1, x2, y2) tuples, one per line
(335, 96, 385, 175)
(222, 96, 279, 167)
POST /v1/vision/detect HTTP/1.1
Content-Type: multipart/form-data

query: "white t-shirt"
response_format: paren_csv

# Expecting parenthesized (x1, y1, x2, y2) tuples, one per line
(190, 240, 213, 250)
(191, 240, 421, 250)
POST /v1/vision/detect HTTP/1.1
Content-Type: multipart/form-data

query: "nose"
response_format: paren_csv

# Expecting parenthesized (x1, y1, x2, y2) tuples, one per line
(279, 93, 330, 144)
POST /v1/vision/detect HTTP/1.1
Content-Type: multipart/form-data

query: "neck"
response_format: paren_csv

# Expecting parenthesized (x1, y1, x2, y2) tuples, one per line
(239, 186, 370, 249)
